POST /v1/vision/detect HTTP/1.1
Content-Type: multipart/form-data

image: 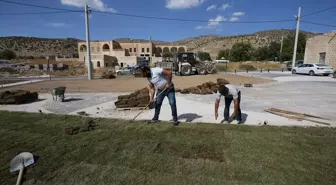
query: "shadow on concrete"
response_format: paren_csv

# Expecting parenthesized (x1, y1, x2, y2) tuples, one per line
(63, 98, 84, 102)
(220, 112, 248, 124)
(20, 99, 46, 105)
(177, 113, 203, 122)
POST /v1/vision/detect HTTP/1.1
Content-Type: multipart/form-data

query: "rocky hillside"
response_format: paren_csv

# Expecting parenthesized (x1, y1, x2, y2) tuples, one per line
(0, 29, 321, 59)
(172, 29, 321, 58)
(0, 36, 81, 58)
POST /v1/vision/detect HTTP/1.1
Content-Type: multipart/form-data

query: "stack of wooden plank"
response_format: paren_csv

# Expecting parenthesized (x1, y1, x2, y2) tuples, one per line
(264, 108, 331, 126)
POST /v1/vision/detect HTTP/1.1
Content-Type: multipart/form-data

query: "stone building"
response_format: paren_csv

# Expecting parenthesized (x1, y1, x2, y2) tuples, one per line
(78, 40, 187, 69)
(304, 31, 336, 68)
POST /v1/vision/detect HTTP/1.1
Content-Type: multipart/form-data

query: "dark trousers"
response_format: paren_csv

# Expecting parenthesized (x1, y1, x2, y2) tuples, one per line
(224, 91, 242, 121)
(153, 84, 178, 122)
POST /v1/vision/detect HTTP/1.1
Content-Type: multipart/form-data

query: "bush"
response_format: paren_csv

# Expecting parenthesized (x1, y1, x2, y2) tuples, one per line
(239, 64, 256, 71)
(1, 49, 16, 60)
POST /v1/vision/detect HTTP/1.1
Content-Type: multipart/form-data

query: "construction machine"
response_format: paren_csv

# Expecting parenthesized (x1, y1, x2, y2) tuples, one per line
(156, 52, 216, 76)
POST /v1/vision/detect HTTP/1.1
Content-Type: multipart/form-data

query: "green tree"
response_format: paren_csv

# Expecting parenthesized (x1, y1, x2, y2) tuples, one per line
(253, 46, 269, 61)
(216, 49, 231, 60)
(230, 43, 253, 62)
(1, 49, 16, 60)
(281, 32, 307, 61)
(268, 42, 281, 61)
(197, 52, 211, 61)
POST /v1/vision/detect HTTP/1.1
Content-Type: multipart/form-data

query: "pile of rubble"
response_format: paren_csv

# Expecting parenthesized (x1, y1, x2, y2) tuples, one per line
(101, 72, 116, 79)
(177, 78, 229, 95)
(0, 90, 38, 104)
(114, 87, 152, 108)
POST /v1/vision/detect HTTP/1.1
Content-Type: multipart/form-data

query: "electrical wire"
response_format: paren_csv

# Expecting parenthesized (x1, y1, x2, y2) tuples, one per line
(301, 5, 336, 18)
(0, 0, 295, 24)
(301, 21, 336, 28)
(0, 10, 80, 15)
(92, 10, 295, 24)
(0, 0, 78, 11)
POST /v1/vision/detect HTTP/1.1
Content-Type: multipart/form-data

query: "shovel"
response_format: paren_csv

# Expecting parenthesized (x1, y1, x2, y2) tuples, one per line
(130, 87, 168, 123)
(10, 152, 35, 185)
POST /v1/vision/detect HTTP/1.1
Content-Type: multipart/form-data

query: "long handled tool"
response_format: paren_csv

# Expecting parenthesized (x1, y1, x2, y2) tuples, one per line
(10, 152, 35, 185)
(130, 87, 167, 123)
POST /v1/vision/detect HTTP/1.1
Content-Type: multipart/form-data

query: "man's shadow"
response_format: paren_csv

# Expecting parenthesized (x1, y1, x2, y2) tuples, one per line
(221, 113, 248, 124)
(171, 113, 203, 122)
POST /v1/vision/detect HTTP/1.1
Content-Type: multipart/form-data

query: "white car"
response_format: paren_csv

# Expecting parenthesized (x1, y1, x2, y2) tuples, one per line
(116, 67, 133, 75)
(292, 64, 334, 76)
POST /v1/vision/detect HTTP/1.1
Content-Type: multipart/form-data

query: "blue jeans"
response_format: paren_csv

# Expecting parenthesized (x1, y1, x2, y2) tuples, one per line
(224, 91, 242, 121)
(153, 84, 178, 122)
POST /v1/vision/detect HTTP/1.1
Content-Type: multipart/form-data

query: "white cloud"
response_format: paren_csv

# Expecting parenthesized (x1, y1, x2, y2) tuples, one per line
(195, 26, 205, 29)
(208, 15, 227, 26)
(45, 22, 68, 28)
(229, 17, 239, 22)
(206, 4, 216, 11)
(60, 0, 116, 12)
(166, 0, 205, 9)
(196, 15, 227, 29)
(232, 12, 245, 16)
(219, 3, 229, 10)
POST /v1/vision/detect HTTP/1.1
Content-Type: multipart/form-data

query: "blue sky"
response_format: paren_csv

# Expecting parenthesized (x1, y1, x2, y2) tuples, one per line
(0, 0, 335, 41)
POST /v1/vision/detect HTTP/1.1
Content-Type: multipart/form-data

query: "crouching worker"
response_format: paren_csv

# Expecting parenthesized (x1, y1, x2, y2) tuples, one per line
(214, 84, 242, 124)
(139, 65, 179, 126)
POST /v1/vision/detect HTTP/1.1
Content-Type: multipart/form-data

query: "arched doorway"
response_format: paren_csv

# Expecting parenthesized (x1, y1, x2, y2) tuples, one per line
(178, 47, 185, 52)
(170, 47, 177, 53)
(102, 44, 110, 51)
(80, 45, 87, 52)
(155, 47, 162, 56)
(163, 47, 170, 54)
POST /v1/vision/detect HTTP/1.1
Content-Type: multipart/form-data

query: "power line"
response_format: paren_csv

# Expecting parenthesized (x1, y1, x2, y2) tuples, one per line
(0, 10, 80, 15)
(0, 0, 295, 24)
(301, 21, 336, 28)
(93, 10, 295, 24)
(0, 0, 78, 11)
(301, 5, 336, 18)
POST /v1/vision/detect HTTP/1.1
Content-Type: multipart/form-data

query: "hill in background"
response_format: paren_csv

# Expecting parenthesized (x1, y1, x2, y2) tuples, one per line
(0, 29, 322, 59)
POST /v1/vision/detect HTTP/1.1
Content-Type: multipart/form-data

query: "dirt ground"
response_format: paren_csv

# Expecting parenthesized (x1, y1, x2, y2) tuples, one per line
(3, 74, 272, 93)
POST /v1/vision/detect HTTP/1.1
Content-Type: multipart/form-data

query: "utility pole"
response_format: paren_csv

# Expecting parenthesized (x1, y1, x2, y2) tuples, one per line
(280, 35, 284, 62)
(292, 7, 301, 70)
(85, 5, 93, 80)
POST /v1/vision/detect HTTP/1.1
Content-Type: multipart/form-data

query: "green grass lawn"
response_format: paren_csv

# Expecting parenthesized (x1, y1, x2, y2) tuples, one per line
(0, 111, 335, 185)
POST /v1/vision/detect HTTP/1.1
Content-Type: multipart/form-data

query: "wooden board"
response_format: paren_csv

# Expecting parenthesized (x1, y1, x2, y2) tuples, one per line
(264, 108, 331, 126)
(268, 108, 329, 120)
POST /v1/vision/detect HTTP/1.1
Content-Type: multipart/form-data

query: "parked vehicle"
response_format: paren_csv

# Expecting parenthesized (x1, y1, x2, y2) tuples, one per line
(292, 64, 334, 76)
(116, 67, 133, 75)
(287, 60, 303, 71)
(333, 70, 336, 78)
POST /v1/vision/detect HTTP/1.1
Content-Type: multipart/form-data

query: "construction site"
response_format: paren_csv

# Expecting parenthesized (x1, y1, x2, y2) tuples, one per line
(1, 0, 336, 185)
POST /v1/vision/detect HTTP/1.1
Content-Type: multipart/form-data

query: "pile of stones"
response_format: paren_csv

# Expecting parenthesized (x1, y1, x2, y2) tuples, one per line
(0, 90, 38, 104)
(114, 87, 153, 109)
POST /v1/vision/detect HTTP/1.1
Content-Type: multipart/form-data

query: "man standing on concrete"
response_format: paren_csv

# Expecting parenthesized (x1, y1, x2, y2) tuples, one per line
(214, 84, 242, 124)
(139, 65, 179, 126)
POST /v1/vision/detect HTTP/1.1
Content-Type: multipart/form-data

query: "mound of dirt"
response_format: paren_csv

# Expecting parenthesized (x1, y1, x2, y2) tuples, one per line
(0, 90, 38, 104)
